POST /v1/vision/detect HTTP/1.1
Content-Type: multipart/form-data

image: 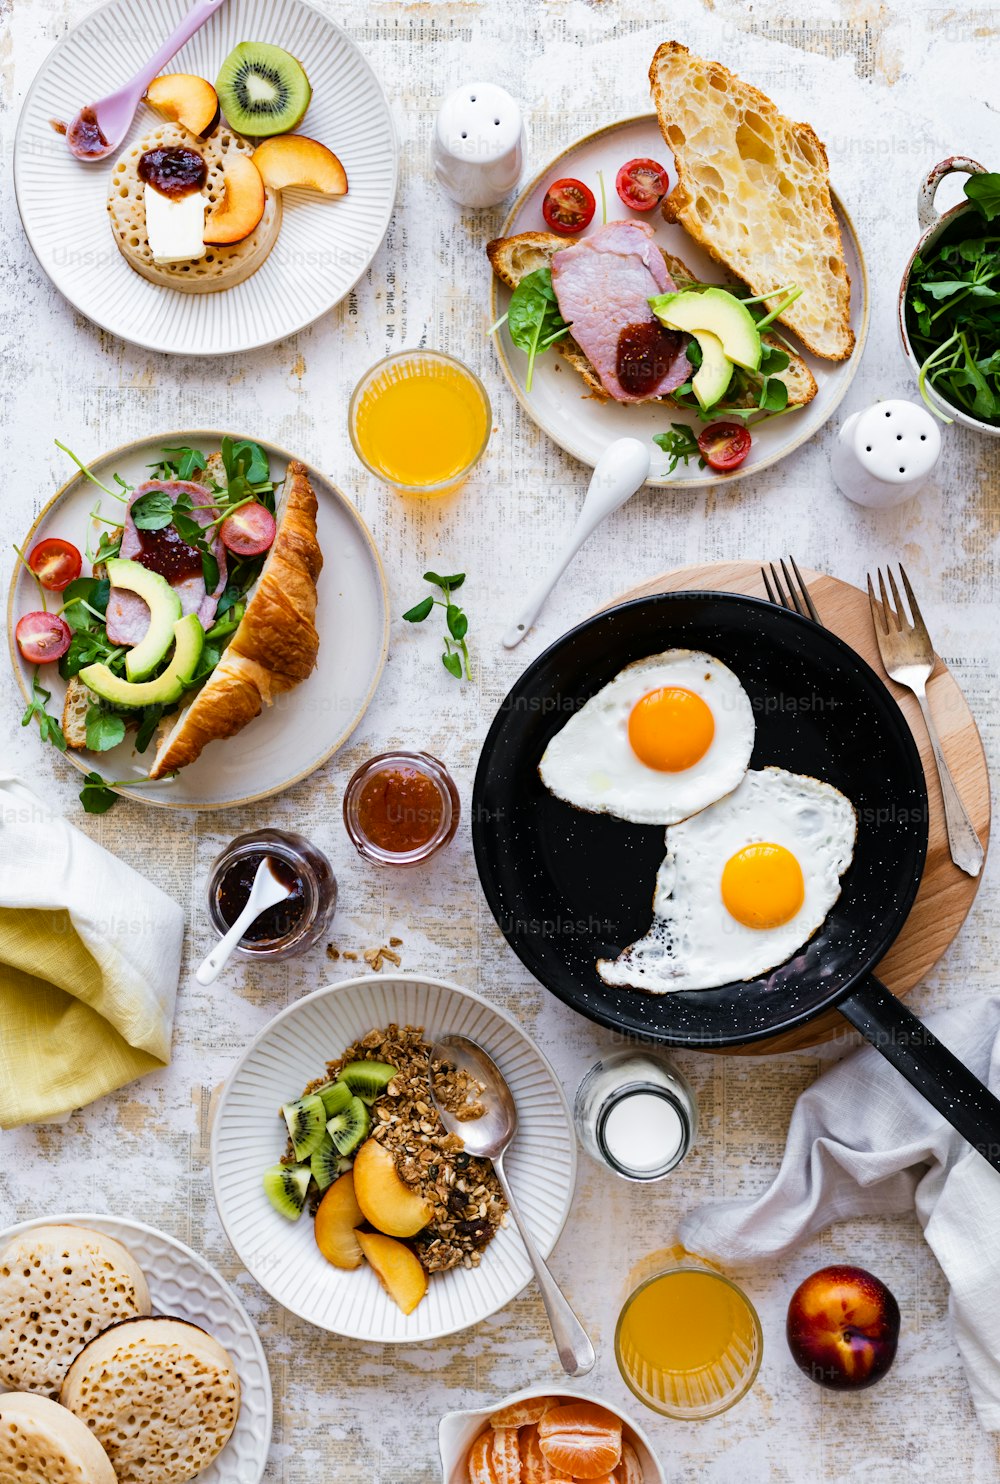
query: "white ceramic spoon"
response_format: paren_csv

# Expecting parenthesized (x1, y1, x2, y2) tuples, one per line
(502, 437, 651, 648)
(195, 856, 292, 986)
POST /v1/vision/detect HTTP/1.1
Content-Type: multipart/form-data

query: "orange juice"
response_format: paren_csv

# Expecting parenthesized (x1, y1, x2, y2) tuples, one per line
(615, 1266, 762, 1419)
(350, 351, 491, 493)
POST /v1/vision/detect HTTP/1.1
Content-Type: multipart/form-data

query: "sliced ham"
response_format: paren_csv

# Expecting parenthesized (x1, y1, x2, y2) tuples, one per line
(105, 481, 228, 647)
(550, 220, 692, 402)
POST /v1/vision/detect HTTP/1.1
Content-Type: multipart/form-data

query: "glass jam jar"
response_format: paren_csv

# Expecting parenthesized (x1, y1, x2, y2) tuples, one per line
(343, 752, 460, 866)
(207, 829, 337, 962)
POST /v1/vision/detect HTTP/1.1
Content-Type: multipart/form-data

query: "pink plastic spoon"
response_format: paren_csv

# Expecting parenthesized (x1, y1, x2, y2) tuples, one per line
(66, 0, 228, 161)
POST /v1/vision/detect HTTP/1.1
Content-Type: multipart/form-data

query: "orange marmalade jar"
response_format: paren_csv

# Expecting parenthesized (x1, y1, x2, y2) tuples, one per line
(343, 752, 460, 866)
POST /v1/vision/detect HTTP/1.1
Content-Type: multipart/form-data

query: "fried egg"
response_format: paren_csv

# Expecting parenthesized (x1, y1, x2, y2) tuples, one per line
(538, 650, 755, 825)
(598, 767, 857, 992)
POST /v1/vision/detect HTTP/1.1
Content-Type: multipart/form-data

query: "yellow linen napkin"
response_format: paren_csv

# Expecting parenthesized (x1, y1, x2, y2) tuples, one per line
(0, 774, 184, 1128)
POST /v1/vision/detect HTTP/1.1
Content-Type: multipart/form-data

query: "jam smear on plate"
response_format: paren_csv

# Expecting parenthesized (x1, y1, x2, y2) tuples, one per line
(67, 107, 108, 157)
(136, 522, 206, 584)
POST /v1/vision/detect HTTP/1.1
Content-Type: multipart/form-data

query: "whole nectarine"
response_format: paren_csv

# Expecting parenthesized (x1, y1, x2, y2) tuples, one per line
(786, 1264, 900, 1390)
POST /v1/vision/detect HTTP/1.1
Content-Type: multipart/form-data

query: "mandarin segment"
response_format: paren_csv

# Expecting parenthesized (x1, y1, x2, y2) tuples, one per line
(537, 1403, 623, 1481)
(489, 1397, 558, 1429)
(617, 1440, 644, 1484)
(491, 1425, 523, 1484)
(468, 1432, 499, 1484)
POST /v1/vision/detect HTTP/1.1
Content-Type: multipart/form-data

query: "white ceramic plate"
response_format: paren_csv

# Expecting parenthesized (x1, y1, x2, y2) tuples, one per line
(490, 115, 869, 488)
(211, 974, 577, 1343)
(7, 431, 389, 809)
(0, 1212, 272, 1484)
(14, 0, 397, 356)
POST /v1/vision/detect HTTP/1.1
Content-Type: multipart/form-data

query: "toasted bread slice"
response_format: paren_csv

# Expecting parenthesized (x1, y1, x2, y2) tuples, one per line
(62, 675, 92, 749)
(487, 230, 817, 409)
(649, 42, 853, 361)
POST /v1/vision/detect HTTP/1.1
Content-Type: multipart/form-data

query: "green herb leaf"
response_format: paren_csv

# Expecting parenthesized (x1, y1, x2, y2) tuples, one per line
(201, 550, 220, 595)
(79, 771, 118, 814)
(446, 604, 468, 640)
(442, 650, 463, 678)
(758, 377, 789, 413)
(425, 571, 465, 591)
(161, 445, 207, 480)
(21, 670, 67, 752)
(403, 596, 434, 623)
(653, 423, 704, 475)
(131, 490, 174, 530)
(965, 172, 1000, 223)
(507, 269, 571, 392)
(134, 705, 164, 755)
(85, 708, 126, 752)
(93, 530, 122, 566)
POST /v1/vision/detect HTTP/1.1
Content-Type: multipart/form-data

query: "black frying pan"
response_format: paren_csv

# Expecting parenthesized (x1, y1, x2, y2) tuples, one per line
(472, 592, 1000, 1170)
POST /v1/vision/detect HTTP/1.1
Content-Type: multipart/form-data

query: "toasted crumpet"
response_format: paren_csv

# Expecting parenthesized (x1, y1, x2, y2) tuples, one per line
(491, 1426, 523, 1484)
(538, 1402, 623, 1481)
(489, 1397, 558, 1428)
(468, 1432, 499, 1484)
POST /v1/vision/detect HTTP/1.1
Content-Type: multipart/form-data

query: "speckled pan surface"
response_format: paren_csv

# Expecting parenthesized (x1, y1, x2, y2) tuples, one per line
(211, 974, 577, 1343)
(14, 0, 397, 354)
(472, 591, 929, 1047)
(0, 1213, 271, 1484)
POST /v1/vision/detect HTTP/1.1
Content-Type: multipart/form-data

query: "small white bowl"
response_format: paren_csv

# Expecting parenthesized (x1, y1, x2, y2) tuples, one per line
(438, 1388, 666, 1484)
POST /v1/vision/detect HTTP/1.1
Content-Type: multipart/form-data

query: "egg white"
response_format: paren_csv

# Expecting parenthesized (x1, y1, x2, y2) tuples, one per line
(597, 767, 857, 992)
(538, 649, 755, 825)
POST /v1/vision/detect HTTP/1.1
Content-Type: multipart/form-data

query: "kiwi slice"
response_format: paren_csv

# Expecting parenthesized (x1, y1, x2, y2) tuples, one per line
(327, 1096, 370, 1157)
(310, 1134, 350, 1192)
(263, 1162, 311, 1220)
(216, 42, 311, 138)
(316, 1080, 353, 1120)
(282, 1093, 327, 1160)
(339, 1061, 397, 1105)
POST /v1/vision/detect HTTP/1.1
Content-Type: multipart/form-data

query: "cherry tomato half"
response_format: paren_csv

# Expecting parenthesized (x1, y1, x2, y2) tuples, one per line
(16, 611, 72, 664)
(542, 177, 596, 235)
(220, 502, 277, 558)
(697, 421, 753, 473)
(615, 158, 669, 212)
(28, 537, 83, 591)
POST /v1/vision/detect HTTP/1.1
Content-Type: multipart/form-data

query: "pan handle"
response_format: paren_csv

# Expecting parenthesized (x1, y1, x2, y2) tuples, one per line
(839, 976, 1000, 1173)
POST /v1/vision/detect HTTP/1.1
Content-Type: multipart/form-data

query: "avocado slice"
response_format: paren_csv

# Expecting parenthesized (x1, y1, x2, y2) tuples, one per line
(691, 330, 734, 412)
(650, 287, 762, 373)
(80, 613, 204, 708)
(106, 558, 183, 681)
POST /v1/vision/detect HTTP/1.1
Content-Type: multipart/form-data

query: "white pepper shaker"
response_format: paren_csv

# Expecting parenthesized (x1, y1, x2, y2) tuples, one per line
(433, 81, 525, 208)
(831, 398, 942, 508)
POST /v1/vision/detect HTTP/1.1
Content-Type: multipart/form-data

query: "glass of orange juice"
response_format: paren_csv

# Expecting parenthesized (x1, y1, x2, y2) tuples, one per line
(615, 1254, 763, 1420)
(349, 349, 491, 495)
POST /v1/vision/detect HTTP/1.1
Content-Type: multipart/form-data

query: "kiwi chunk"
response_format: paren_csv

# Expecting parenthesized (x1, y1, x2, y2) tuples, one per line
(316, 1080, 353, 1119)
(310, 1134, 350, 1192)
(282, 1093, 327, 1160)
(216, 41, 311, 138)
(339, 1061, 397, 1105)
(327, 1096, 370, 1157)
(263, 1162, 311, 1220)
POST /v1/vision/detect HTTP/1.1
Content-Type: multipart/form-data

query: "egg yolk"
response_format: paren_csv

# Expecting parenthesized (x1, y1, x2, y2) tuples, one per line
(721, 843, 805, 930)
(628, 687, 715, 772)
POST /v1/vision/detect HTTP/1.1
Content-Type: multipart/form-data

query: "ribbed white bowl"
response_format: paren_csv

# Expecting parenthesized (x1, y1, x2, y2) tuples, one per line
(14, 0, 397, 355)
(0, 1213, 271, 1484)
(211, 975, 577, 1343)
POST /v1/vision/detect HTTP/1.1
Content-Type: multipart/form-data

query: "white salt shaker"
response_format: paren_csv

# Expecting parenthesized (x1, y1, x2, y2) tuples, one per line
(433, 81, 525, 208)
(831, 398, 942, 508)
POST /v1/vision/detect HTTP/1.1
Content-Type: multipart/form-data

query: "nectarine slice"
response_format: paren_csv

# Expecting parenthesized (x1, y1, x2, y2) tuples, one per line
(314, 1170, 364, 1270)
(204, 152, 265, 245)
(537, 1402, 622, 1481)
(251, 134, 347, 196)
(355, 1230, 427, 1315)
(352, 1137, 432, 1237)
(146, 73, 220, 137)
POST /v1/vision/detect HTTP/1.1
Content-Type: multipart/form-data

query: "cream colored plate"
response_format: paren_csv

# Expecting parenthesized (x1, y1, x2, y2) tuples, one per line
(0, 1212, 271, 1484)
(490, 115, 869, 487)
(211, 975, 577, 1344)
(7, 431, 389, 809)
(14, 0, 397, 355)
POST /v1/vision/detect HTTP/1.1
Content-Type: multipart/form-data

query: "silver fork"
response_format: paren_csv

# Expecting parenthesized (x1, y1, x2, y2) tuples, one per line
(867, 564, 983, 877)
(761, 556, 823, 626)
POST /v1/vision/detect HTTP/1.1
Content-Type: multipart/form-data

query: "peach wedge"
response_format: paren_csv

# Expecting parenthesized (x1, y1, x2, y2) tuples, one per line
(251, 135, 348, 196)
(356, 1231, 427, 1315)
(146, 73, 220, 138)
(352, 1137, 432, 1238)
(204, 153, 265, 245)
(314, 1170, 365, 1270)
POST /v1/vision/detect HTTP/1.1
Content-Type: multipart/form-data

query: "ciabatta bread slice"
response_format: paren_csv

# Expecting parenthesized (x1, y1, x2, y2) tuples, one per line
(649, 41, 853, 361)
(487, 230, 817, 408)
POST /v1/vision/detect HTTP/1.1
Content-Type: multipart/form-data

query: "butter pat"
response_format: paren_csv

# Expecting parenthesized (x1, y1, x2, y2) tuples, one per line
(144, 183, 206, 265)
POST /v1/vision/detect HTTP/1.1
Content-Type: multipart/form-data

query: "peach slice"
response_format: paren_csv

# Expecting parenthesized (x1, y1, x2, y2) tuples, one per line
(203, 152, 266, 245)
(251, 135, 348, 196)
(352, 1137, 432, 1237)
(146, 73, 220, 138)
(355, 1230, 427, 1315)
(489, 1397, 558, 1429)
(314, 1170, 364, 1270)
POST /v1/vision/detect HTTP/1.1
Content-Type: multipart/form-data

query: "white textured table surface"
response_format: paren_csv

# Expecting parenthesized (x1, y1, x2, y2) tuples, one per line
(3, 0, 1000, 1479)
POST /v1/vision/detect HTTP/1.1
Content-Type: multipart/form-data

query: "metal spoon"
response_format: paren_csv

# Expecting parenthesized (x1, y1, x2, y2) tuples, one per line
(195, 856, 292, 986)
(502, 437, 651, 648)
(66, 0, 228, 161)
(429, 1034, 595, 1376)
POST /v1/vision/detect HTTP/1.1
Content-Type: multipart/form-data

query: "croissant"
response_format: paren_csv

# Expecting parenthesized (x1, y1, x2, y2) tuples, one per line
(149, 460, 322, 779)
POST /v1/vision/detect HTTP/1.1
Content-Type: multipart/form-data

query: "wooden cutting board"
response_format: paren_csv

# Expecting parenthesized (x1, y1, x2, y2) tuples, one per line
(598, 561, 991, 1054)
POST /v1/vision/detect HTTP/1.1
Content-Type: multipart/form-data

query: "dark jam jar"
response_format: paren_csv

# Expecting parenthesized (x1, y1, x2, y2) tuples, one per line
(207, 830, 336, 961)
(343, 753, 460, 866)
